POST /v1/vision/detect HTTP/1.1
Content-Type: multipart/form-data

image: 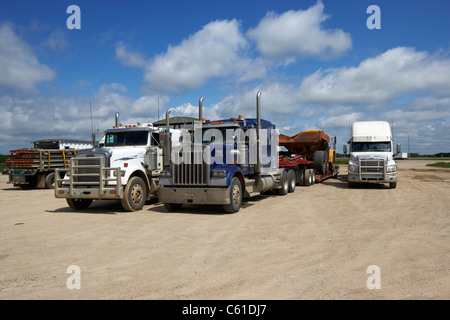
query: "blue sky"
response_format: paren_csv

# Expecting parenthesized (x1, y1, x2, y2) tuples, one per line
(0, 0, 449, 154)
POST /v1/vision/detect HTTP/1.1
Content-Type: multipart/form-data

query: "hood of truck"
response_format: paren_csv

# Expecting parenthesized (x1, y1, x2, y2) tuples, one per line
(109, 146, 147, 167)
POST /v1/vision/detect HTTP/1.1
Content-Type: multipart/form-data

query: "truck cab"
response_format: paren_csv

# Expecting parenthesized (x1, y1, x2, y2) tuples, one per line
(344, 121, 400, 188)
(158, 91, 288, 213)
(55, 113, 188, 211)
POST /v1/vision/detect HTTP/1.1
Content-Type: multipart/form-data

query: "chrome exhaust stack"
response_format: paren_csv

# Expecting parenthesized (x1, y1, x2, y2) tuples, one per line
(163, 109, 172, 168)
(256, 91, 262, 176)
(115, 112, 119, 127)
(199, 96, 204, 121)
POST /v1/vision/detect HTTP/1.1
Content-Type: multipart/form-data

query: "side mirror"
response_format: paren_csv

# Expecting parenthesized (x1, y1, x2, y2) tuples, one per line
(343, 145, 348, 155)
(396, 144, 401, 155)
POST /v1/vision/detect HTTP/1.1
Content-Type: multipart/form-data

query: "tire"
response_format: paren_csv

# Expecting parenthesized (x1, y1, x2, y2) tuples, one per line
(277, 170, 289, 195)
(20, 175, 37, 189)
(66, 198, 93, 210)
(287, 169, 296, 193)
(45, 172, 55, 189)
(390, 182, 397, 189)
(223, 177, 242, 213)
(121, 176, 147, 212)
(164, 203, 183, 211)
(313, 151, 328, 174)
(304, 169, 314, 186)
(296, 169, 305, 186)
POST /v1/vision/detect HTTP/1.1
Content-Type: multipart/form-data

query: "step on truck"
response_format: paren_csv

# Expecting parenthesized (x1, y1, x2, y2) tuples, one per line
(2, 139, 92, 189)
(158, 91, 337, 213)
(344, 121, 401, 188)
(54, 105, 201, 211)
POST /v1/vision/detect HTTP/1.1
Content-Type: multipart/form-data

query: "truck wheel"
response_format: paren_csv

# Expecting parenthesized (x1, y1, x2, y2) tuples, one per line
(313, 151, 328, 174)
(390, 182, 397, 189)
(20, 176, 37, 189)
(287, 170, 296, 193)
(45, 172, 55, 189)
(66, 198, 93, 210)
(296, 169, 305, 186)
(304, 169, 314, 186)
(121, 176, 147, 212)
(277, 170, 289, 195)
(164, 203, 183, 211)
(223, 177, 242, 213)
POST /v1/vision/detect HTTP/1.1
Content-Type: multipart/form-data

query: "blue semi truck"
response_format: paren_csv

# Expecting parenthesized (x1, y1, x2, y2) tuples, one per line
(158, 91, 336, 213)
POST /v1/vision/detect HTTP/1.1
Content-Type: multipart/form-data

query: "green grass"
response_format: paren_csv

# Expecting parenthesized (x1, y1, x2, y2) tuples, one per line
(335, 158, 349, 165)
(426, 162, 450, 168)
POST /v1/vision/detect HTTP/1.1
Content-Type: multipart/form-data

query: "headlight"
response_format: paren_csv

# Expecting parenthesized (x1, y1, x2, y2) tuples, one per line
(161, 170, 172, 177)
(113, 170, 125, 177)
(348, 164, 358, 173)
(387, 165, 397, 173)
(212, 170, 226, 178)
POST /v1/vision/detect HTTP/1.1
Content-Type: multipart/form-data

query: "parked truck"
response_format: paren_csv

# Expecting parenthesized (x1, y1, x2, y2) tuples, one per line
(158, 91, 338, 213)
(54, 105, 201, 211)
(344, 121, 400, 188)
(2, 139, 92, 189)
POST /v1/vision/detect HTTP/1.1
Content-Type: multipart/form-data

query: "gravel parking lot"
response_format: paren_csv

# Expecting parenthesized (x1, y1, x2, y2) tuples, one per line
(0, 160, 448, 300)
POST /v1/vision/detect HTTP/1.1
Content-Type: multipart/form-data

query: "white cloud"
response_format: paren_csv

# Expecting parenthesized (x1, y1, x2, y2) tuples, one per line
(247, 1, 352, 61)
(41, 29, 68, 52)
(0, 23, 56, 93)
(297, 47, 450, 105)
(115, 41, 147, 68)
(143, 19, 252, 93)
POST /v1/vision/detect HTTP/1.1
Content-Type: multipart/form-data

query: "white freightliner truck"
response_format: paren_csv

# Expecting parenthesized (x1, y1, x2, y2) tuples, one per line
(344, 121, 401, 188)
(54, 107, 200, 211)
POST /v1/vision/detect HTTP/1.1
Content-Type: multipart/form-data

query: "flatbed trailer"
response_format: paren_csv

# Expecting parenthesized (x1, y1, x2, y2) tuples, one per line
(3, 148, 77, 189)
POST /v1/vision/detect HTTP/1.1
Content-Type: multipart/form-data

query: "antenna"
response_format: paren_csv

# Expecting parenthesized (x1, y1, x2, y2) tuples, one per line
(158, 96, 160, 121)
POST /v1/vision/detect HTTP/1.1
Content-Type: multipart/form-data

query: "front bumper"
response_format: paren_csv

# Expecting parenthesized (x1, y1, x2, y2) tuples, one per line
(54, 167, 123, 200)
(347, 171, 398, 184)
(158, 186, 230, 205)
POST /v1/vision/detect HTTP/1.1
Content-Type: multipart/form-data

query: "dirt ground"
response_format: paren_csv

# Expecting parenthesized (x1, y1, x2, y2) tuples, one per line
(0, 160, 448, 300)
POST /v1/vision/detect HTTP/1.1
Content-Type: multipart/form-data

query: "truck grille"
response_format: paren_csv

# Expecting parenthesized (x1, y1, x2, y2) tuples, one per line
(173, 147, 210, 186)
(73, 157, 101, 185)
(359, 157, 385, 181)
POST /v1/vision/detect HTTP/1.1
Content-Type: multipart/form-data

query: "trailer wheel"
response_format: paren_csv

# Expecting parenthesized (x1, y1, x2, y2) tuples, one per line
(121, 176, 147, 212)
(19, 176, 37, 189)
(164, 203, 183, 211)
(304, 169, 314, 186)
(66, 198, 93, 210)
(223, 177, 242, 213)
(313, 151, 328, 174)
(287, 170, 296, 193)
(277, 170, 289, 195)
(296, 169, 305, 186)
(45, 172, 55, 189)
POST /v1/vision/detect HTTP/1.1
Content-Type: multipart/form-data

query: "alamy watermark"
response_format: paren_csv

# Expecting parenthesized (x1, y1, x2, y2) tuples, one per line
(66, 5, 81, 30)
(366, 265, 381, 289)
(66, 265, 81, 289)
(171, 127, 278, 168)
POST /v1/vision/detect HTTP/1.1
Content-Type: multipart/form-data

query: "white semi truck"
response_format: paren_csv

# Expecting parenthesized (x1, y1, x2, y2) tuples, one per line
(55, 109, 197, 211)
(344, 121, 401, 189)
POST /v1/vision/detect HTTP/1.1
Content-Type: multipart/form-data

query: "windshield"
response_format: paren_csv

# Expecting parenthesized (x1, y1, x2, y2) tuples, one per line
(197, 127, 241, 144)
(105, 131, 148, 146)
(352, 141, 391, 152)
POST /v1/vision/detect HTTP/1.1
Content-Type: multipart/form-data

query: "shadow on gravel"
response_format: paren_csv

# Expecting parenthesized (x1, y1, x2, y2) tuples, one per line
(45, 200, 124, 215)
(147, 195, 265, 216)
